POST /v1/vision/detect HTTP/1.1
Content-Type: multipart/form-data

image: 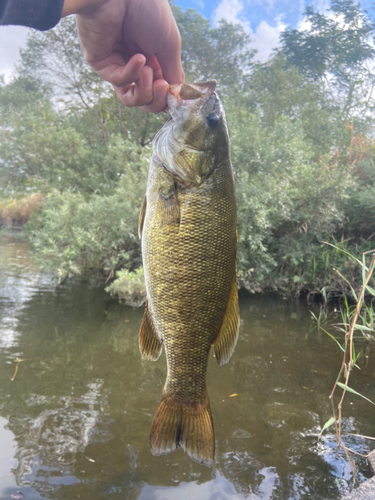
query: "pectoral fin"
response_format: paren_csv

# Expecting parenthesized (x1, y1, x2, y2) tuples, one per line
(139, 303, 163, 361)
(157, 183, 180, 226)
(138, 195, 147, 239)
(212, 278, 240, 366)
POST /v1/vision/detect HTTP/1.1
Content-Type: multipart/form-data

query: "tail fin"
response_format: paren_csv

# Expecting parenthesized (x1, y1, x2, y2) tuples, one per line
(149, 393, 214, 467)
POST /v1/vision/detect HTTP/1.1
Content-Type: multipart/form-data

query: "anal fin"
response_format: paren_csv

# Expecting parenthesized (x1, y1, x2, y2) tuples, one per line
(212, 277, 240, 366)
(139, 303, 163, 361)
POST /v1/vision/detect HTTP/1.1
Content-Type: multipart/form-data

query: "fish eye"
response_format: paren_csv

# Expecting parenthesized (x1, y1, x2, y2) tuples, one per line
(206, 112, 219, 129)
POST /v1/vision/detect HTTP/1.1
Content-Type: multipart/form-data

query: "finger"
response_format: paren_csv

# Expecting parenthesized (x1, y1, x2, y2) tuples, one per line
(93, 53, 146, 88)
(140, 79, 169, 114)
(156, 22, 185, 85)
(113, 65, 154, 107)
(146, 55, 163, 81)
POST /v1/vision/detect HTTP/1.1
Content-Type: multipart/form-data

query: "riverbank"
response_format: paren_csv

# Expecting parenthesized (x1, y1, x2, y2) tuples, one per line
(2, 215, 374, 308)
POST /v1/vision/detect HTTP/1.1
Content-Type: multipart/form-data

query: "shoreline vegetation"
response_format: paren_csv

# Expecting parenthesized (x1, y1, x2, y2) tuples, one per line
(0, 1, 374, 307)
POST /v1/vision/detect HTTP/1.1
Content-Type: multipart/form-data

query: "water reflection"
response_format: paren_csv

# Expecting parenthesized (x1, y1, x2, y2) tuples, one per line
(0, 232, 375, 499)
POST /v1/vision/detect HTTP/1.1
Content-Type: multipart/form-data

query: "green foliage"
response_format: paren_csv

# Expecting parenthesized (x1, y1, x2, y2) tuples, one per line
(26, 152, 148, 280)
(280, 0, 375, 118)
(229, 108, 353, 293)
(341, 148, 375, 239)
(106, 267, 146, 307)
(246, 56, 339, 154)
(172, 5, 254, 98)
(0, 77, 149, 196)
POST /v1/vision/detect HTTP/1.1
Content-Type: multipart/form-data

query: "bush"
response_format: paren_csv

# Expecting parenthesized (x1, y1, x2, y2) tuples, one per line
(228, 109, 354, 294)
(26, 144, 148, 280)
(1, 194, 43, 227)
(106, 267, 146, 307)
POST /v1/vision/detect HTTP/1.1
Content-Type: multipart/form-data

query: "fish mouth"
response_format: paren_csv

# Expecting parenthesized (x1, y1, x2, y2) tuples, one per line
(169, 81, 216, 100)
(165, 81, 217, 113)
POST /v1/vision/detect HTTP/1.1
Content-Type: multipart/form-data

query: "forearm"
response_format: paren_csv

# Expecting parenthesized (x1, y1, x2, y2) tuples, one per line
(0, 0, 64, 30)
(0, 0, 109, 29)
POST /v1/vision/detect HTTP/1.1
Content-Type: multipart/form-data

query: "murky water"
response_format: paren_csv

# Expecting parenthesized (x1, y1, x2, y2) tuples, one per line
(1, 231, 375, 500)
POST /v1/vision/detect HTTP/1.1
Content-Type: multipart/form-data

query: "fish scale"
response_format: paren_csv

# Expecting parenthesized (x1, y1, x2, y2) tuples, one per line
(138, 81, 240, 466)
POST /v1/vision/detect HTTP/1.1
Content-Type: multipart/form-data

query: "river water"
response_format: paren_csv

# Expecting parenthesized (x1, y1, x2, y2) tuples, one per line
(0, 231, 375, 500)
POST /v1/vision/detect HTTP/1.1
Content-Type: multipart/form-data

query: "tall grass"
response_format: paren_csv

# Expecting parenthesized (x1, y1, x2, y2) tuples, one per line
(313, 245, 375, 464)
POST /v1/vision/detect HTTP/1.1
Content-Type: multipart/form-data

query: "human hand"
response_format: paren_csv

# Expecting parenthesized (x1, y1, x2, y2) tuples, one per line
(62, 0, 184, 113)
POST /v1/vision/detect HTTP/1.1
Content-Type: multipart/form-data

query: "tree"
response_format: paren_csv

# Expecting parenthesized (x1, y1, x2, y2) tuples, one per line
(245, 55, 338, 154)
(0, 77, 148, 196)
(279, 0, 375, 119)
(172, 5, 254, 99)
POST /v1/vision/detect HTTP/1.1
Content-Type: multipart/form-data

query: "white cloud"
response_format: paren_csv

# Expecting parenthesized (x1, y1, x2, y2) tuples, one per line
(252, 18, 286, 62)
(212, 0, 286, 62)
(246, 0, 277, 14)
(297, 16, 311, 31)
(193, 0, 205, 8)
(0, 25, 30, 82)
(212, 0, 248, 27)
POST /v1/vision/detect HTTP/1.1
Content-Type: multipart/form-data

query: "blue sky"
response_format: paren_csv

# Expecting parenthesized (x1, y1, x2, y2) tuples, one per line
(177, 0, 310, 26)
(173, 0, 375, 61)
(1, 0, 374, 80)
(176, 0, 375, 28)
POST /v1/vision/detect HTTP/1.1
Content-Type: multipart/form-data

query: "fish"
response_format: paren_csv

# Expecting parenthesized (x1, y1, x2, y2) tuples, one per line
(138, 81, 240, 467)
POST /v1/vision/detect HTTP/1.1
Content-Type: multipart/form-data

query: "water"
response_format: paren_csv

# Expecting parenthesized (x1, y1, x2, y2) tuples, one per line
(0, 231, 375, 500)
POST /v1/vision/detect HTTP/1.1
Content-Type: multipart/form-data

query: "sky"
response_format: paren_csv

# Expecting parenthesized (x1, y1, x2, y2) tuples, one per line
(0, 0, 375, 81)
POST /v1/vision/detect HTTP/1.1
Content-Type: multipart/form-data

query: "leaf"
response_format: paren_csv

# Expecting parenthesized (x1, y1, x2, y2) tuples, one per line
(310, 311, 318, 321)
(337, 382, 375, 405)
(319, 417, 336, 438)
(320, 327, 345, 351)
(323, 242, 363, 268)
(332, 267, 358, 301)
(362, 252, 367, 287)
(354, 324, 374, 332)
(366, 285, 375, 296)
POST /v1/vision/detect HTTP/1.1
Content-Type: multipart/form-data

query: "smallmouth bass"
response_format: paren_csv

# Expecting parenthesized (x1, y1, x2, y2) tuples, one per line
(138, 81, 239, 467)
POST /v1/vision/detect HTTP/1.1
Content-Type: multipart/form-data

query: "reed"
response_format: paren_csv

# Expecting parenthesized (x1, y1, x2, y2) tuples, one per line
(315, 244, 375, 464)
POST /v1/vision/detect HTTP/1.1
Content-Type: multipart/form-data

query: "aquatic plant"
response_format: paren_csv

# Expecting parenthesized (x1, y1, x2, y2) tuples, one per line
(314, 245, 375, 468)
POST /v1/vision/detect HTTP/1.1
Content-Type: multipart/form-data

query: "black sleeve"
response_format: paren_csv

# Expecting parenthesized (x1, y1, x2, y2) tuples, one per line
(0, 0, 65, 31)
